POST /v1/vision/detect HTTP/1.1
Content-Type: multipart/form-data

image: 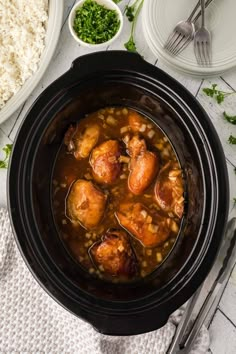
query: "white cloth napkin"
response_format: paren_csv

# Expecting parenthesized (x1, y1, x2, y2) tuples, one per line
(0, 208, 209, 353)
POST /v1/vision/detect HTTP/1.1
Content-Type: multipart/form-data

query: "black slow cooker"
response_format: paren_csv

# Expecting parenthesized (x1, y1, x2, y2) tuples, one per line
(8, 51, 229, 335)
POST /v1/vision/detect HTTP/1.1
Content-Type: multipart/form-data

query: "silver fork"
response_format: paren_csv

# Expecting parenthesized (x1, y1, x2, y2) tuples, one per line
(164, 1, 199, 55)
(194, 0, 212, 65)
(164, 0, 213, 56)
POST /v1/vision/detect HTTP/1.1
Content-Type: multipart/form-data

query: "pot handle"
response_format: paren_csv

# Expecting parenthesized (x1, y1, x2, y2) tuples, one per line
(70, 50, 151, 78)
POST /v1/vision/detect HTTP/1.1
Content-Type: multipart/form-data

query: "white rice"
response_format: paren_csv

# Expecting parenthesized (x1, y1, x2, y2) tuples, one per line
(0, 0, 48, 109)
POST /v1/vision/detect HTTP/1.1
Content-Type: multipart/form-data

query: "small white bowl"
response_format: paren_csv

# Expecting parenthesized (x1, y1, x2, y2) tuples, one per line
(68, 0, 123, 48)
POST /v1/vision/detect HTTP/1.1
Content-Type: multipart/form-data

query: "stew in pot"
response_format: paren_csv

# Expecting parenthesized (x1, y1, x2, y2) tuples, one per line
(52, 107, 185, 282)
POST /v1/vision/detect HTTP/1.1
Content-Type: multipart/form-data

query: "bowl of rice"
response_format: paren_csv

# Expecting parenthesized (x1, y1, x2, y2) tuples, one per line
(0, 0, 64, 124)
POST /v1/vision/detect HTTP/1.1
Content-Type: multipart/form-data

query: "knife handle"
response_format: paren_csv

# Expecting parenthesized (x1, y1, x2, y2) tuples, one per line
(180, 219, 236, 352)
(167, 286, 203, 354)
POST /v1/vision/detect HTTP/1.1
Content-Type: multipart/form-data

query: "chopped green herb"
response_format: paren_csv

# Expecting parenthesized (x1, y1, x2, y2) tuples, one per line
(112, 0, 121, 3)
(125, 0, 140, 22)
(202, 84, 236, 104)
(0, 143, 13, 169)
(223, 112, 236, 125)
(124, 0, 144, 53)
(73, 0, 120, 44)
(233, 197, 236, 206)
(228, 135, 236, 144)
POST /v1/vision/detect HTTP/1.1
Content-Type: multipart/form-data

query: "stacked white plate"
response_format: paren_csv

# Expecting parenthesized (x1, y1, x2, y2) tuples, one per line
(142, 0, 236, 77)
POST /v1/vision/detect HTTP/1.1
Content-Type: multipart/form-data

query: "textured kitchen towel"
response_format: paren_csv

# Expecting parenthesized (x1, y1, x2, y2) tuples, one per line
(0, 208, 209, 353)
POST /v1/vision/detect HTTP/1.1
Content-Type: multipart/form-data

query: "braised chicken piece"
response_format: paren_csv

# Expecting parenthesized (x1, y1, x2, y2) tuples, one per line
(90, 229, 137, 277)
(128, 111, 156, 139)
(66, 179, 107, 229)
(64, 123, 100, 160)
(126, 135, 159, 195)
(90, 140, 121, 184)
(54, 107, 185, 282)
(116, 203, 174, 248)
(155, 162, 184, 218)
(126, 134, 146, 157)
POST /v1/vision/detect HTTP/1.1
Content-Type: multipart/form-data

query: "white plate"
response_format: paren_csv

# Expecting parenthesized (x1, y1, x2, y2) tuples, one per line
(0, 0, 64, 125)
(142, 0, 236, 77)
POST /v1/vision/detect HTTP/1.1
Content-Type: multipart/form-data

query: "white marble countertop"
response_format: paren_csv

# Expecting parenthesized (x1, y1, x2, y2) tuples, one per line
(0, 1, 236, 352)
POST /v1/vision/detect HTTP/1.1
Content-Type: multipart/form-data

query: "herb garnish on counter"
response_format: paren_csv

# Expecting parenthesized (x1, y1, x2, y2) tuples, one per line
(124, 0, 144, 53)
(223, 112, 236, 125)
(203, 84, 236, 143)
(0, 144, 12, 169)
(73, 0, 120, 44)
(203, 83, 236, 202)
(228, 135, 236, 144)
(125, 0, 140, 22)
(203, 83, 236, 104)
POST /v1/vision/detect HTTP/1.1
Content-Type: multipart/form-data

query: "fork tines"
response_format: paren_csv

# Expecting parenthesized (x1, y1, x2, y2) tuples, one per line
(164, 21, 195, 56)
(194, 30, 212, 66)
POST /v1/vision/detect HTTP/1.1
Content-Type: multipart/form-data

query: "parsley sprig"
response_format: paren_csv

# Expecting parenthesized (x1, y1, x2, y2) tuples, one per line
(202, 84, 236, 104)
(124, 0, 144, 53)
(125, 0, 140, 22)
(203, 84, 236, 143)
(0, 144, 13, 169)
(228, 135, 236, 144)
(223, 112, 236, 125)
(203, 83, 236, 206)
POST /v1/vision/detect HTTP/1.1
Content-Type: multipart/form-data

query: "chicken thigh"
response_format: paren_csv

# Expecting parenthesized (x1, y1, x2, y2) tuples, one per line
(66, 179, 107, 229)
(155, 162, 184, 218)
(128, 111, 155, 138)
(128, 111, 148, 131)
(90, 229, 137, 277)
(116, 203, 172, 248)
(90, 140, 121, 184)
(126, 135, 159, 195)
(64, 123, 100, 160)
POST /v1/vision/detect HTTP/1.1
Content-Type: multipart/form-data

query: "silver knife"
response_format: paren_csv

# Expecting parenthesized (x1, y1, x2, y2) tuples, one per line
(180, 217, 236, 352)
(168, 217, 236, 354)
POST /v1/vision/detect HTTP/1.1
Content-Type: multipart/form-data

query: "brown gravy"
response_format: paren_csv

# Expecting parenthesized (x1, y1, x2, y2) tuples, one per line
(52, 107, 184, 282)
